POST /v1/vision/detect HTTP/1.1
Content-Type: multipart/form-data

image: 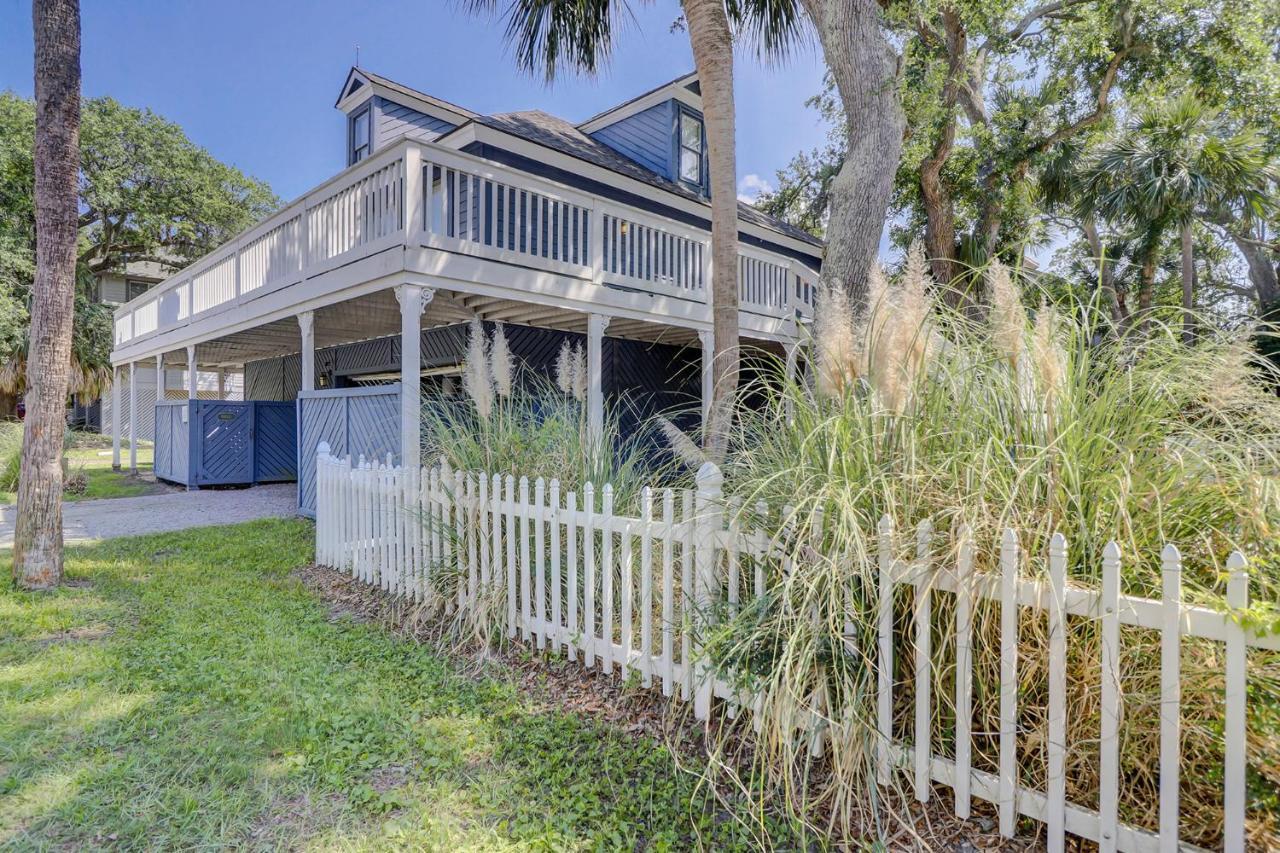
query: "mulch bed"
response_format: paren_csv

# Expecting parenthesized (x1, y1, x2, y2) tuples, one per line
(293, 563, 1046, 851)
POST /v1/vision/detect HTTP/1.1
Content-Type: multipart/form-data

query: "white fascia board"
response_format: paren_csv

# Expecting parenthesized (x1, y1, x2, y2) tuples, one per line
(461, 123, 824, 261)
(336, 82, 473, 127)
(577, 73, 701, 133)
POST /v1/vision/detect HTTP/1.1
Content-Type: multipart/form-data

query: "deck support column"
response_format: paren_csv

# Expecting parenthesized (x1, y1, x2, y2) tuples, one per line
(784, 341, 801, 422)
(297, 311, 315, 393)
(128, 361, 138, 473)
(186, 345, 198, 400)
(699, 329, 714, 430)
(587, 313, 610, 444)
(216, 368, 226, 400)
(155, 354, 163, 401)
(395, 284, 434, 469)
(111, 364, 121, 470)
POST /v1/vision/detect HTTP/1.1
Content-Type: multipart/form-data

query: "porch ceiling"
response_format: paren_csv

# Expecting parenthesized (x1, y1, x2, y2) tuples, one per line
(164, 286, 707, 368)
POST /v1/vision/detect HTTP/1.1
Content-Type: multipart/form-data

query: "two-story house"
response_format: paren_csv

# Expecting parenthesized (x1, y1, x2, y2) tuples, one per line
(107, 68, 822, 504)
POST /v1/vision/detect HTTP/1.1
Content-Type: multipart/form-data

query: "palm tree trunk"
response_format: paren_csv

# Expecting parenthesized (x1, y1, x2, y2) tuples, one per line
(1180, 222, 1195, 345)
(1135, 246, 1158, 335)
(800, 0, 904, 311)
(13, 0, 80, 590)
(681, 0, 738, 453)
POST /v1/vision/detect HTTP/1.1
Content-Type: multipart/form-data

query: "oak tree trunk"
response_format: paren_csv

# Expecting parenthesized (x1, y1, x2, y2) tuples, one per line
(1082, 219, 1128, 329)
(13, 0, 80, 590)
(801, 0, 904, 312)
(682, 0, 738, 453)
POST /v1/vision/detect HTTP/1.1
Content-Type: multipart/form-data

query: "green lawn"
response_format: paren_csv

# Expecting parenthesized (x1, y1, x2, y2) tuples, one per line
(0, 445, 164, 505)
(0, 520, 804, 851)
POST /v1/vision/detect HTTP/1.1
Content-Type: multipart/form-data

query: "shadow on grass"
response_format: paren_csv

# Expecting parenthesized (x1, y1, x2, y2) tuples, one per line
(0, 521, 810, 851)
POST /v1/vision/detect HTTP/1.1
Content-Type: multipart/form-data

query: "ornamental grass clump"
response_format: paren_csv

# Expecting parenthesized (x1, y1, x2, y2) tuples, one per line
(420, 320, 668, 644)
(702, 260, 1280, 846)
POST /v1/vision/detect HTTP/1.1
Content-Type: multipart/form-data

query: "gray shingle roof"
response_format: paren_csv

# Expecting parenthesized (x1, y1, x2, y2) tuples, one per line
(467, 110, 823, 250)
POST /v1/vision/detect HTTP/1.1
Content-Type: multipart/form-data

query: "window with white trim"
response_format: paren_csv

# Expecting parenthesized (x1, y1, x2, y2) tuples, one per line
(349, 106, 371, 164)
(678, 110, 704, 188)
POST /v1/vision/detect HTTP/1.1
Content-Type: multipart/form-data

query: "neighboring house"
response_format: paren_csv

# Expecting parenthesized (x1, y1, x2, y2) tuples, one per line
(80, 261, 243, 441)
(108, 68, 822, 502)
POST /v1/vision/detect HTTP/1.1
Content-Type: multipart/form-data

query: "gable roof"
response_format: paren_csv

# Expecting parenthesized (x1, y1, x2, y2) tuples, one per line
(576, 71, 701, 133)
(335, 67, 477, 125)
(343, 69, 823, 252)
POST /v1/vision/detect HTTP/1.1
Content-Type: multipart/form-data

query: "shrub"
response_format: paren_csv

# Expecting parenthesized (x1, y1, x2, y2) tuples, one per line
(694, 248, 1280, 845)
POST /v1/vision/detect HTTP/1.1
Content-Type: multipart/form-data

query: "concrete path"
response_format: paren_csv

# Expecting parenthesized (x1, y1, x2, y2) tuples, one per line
(0, 484, 299, 546)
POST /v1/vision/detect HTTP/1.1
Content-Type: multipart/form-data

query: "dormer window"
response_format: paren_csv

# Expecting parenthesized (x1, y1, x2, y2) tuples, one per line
(349, 106, 371, 165)
(678, 110, 704, 188)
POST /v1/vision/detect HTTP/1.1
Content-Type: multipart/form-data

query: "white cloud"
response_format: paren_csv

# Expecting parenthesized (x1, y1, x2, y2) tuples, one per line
(736, 173, 774, 204)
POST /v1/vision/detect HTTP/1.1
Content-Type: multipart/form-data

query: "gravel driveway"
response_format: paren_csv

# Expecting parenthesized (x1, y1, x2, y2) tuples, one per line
(0, 484, 299, 546)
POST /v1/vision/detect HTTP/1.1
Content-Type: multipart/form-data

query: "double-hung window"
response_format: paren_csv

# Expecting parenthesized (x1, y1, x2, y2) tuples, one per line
(349, 106, 371, 164)
(678, 110, 704, 188)
(126, 279, 150, 301)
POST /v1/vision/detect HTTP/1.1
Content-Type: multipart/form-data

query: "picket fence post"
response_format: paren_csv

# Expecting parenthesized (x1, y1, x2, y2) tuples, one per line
(693, 461, 723, 721)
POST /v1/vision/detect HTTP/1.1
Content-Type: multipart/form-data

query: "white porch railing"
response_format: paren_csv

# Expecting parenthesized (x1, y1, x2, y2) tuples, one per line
(314, 447, 1272, 853)
(113, 138, 819, 351)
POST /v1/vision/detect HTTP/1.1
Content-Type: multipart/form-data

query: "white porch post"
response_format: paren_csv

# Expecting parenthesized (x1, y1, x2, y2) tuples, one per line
(216, 368, 226, 399)
(128, 361, 138, 473)
(395, 284, 433, 467)
(297, 310, 315, 393)
(587, 313, 610, 442)
(699, 329, 714, 429)
(155, 354, 163, 401)
(186, 345, 197, 399)
(784, 341, 801, 422)
(110, 364, 121, 470)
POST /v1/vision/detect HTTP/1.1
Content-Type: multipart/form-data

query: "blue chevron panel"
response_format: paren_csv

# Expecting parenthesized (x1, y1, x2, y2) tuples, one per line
(296, 387, 401, 517)
(253, 402, 297, 483)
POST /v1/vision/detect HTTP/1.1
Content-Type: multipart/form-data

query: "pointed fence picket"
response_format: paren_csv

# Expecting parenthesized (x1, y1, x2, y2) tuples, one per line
(312, 444, 1275, 853)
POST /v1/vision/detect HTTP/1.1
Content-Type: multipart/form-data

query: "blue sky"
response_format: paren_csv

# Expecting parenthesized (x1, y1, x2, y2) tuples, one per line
(0, 0, 831, 206)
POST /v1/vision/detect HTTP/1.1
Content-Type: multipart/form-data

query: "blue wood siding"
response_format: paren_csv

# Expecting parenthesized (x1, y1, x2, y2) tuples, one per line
(374, 96, 455, 149)
(153, 400, 298, 488)
(296, 385, 402, 516)
(590, 100, 674, 181)
(154, 400, 190, 485)
(254, 402, 298, 483)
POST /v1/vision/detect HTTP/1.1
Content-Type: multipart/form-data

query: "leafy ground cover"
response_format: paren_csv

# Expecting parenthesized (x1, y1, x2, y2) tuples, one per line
(0, 520, 808, 851)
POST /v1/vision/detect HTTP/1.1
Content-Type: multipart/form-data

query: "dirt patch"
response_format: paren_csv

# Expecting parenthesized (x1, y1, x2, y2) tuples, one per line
(34, 624, 113, 646)
(244, 790, 350, 849)
(293, 563, 1041, 851)
(367, 764, 411, 793)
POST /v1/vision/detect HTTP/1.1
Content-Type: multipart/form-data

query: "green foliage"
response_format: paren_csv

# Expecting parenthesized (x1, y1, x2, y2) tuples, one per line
(704, 267, 1280, 844)
(0, 520, 809, 849)
(0, 92, 278, 381)
(0, 420, 20, 493)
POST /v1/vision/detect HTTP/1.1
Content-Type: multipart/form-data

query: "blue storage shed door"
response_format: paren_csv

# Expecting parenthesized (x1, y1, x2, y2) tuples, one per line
(194, 401, 254, 485)
(253, 402, 297, 483)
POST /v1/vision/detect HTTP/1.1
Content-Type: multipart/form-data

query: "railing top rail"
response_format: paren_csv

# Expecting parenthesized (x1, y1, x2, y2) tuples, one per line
(113, 139, 419, 322)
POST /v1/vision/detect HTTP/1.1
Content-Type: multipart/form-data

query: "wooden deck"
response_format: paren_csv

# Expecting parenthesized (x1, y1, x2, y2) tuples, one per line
(110, 137, 818, 369)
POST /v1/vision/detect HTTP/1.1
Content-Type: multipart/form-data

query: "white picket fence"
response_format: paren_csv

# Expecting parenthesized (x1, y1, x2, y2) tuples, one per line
(312, 444, 1276, 853)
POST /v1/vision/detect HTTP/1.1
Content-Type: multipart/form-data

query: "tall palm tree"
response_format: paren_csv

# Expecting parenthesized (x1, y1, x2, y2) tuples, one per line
(1078, 94, 1273, 340)
(467, 0, 801, 450)
(13, 0, 80, 589)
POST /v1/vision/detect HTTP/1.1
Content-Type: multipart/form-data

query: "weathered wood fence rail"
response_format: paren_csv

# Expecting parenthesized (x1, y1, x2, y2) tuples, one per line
(313, 445, 1274, 853)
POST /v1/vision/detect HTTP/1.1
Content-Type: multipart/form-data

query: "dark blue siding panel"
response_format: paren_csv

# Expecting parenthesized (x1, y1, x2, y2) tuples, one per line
(254, 402, 298, 483)
(194, 401, 254, 485)
(590, 100, 674, 181)
(296, 386, 401, 517)
(154, 399, 299, 488)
